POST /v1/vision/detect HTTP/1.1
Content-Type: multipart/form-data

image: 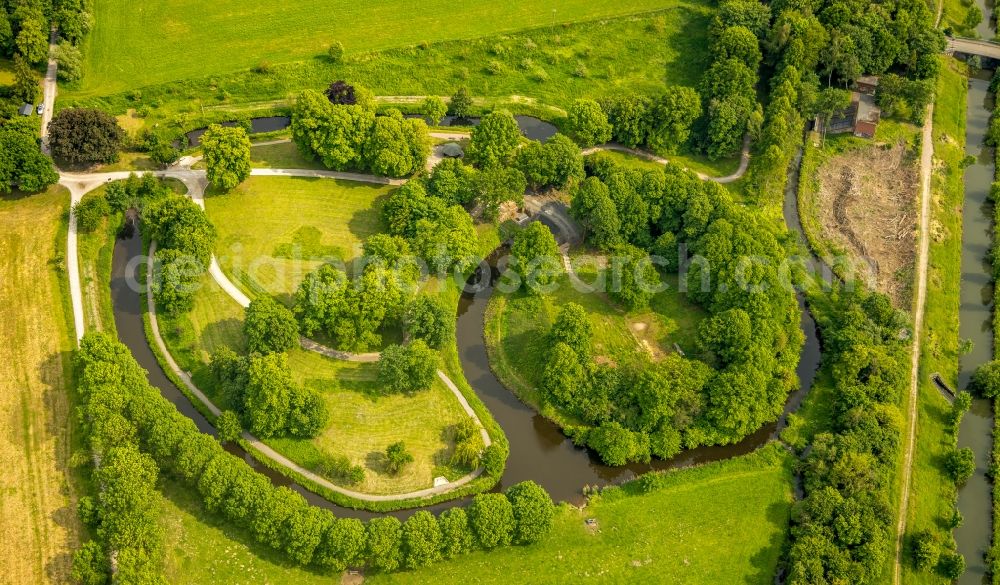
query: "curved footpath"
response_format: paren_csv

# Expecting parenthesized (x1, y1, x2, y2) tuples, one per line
(147, 239, 490, 502)
(62, 133, 752, 506)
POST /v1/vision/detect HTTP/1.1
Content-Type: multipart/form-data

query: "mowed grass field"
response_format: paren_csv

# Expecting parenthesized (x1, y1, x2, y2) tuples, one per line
(205, 176, 393, 299)
(0, 188, 81, 583)
(80, 0, 693, 96)
(158, 445, 793, 584)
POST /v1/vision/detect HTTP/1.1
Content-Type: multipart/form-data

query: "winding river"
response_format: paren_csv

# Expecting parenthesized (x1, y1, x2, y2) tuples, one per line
(109, 158, 822, 517)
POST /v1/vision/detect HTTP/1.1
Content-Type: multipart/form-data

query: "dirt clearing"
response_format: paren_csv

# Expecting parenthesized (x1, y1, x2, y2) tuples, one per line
(815, 141, 918, 306)
(0, 188, 81, 583)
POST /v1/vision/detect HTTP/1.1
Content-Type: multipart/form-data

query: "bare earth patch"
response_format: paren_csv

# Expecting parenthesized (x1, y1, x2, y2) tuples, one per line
(816, 142, 918, 306)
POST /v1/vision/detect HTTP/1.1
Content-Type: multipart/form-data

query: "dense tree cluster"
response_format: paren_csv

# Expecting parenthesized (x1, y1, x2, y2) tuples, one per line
(559, 155, 802, 464)
(0, 117, 57, 192)
(210, 347, 328, 439)
(74, 332, 553, 579)
(597, 89, 703, 155)
(1, 0, 91, 77)
(291, 84, 430, 178)
(292, 242, 415, 352)
(144, 193, 218, 314)
(785, 288, 912, 584)
(382, 180, 479, 272)
(75, 172, 174, 233)
(743, 0, 944, 198)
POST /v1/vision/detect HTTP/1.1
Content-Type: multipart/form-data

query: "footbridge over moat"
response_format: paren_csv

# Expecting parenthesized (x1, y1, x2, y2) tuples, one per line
(947, 37, 1000, 61)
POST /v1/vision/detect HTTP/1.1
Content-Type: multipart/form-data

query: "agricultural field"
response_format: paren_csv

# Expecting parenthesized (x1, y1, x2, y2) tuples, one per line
(0, 188, 81, 584)
(77, 0, 704, 96)
(205, 176, 394, 298)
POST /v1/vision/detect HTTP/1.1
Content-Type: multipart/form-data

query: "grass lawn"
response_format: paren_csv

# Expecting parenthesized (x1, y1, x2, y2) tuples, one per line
(64, 7, 731, 178)
(901, 58, 968, 585)
(205, 176, 394, 299)
(158, 445, 793, 585)
(596, 147, 740, 179)
(76, 211, 121, 334)
(0, 57, 14, 85)
(485, 262, 706, 422)
(76, 0, 705, 97)
(159, 264, 472, 494)
(0, 187, 82, 584)
(941, 0, 981, 38)
(374, 445, 794, 584)
(249, 141, 326, 170)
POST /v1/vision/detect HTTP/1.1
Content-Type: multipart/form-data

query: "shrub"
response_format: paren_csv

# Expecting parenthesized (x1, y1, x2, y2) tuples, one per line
(328, 41, 345, 62)
(910, 530, 940, 571)
(972, 360, 1000, 398)
(448, 87, 473, 118)
(944, 447, 976, 484)
(74, 193, 110, 233)
(938, 551, 965, 580)
(384, 441, 413, 475)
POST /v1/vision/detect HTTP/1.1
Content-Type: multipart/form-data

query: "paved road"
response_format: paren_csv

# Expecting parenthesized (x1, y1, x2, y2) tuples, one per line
(40, 29, 57, 153)
(948, 37, 1000, 59)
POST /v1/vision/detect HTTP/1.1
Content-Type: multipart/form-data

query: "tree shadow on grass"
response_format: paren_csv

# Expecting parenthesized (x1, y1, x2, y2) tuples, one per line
(200, 317, 245, 354)
(365, 450, 390, 475)
(157, 477, 334, 578)
(347, 191, 390, 243)
(743, 499, 794, 585)
(40, 350, 84, 584)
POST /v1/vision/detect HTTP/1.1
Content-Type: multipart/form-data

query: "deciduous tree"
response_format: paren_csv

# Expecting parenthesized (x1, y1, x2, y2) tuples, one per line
(244, 296, 299, 355)
(202, 124, 252, 190)
(48, 108, 125, 165)
(566, 99, 612, 147)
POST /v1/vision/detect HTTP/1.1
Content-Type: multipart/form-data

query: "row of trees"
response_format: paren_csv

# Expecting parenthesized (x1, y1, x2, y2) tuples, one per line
(557, 154, 803, 465)
(783, 287, 946, 583)
(73, 332, 553, 579)
(291, 82, 430, 178)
